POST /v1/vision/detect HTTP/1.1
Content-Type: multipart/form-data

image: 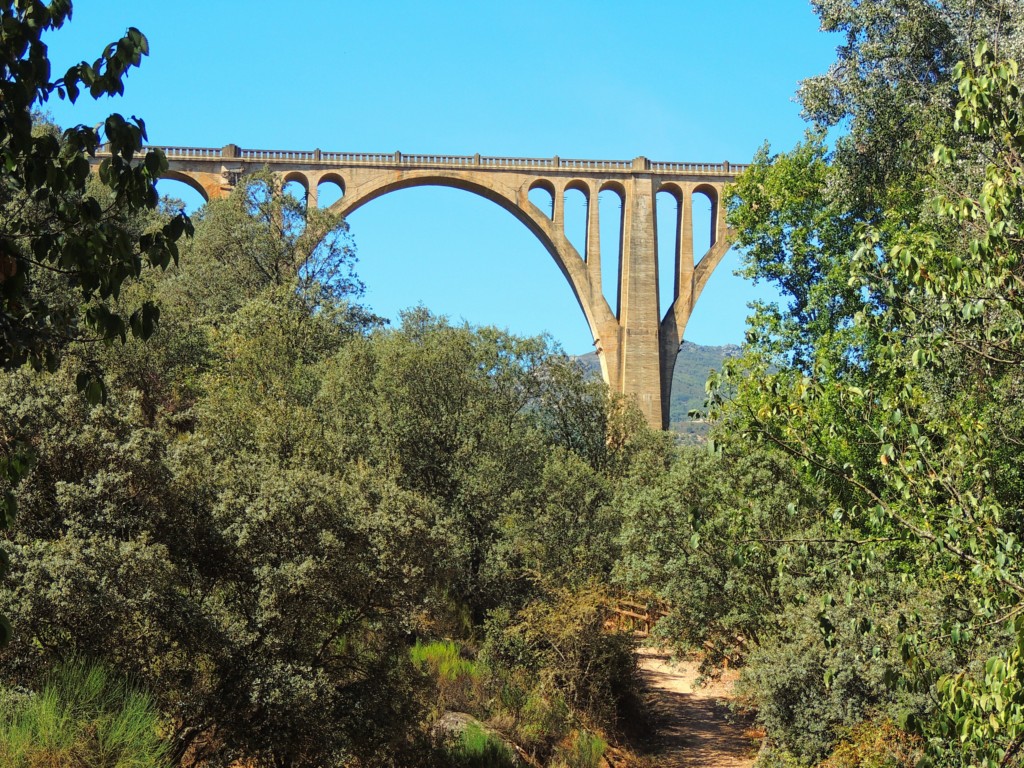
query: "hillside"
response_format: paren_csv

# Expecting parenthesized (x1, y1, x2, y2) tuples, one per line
(574, 341, 740, 442)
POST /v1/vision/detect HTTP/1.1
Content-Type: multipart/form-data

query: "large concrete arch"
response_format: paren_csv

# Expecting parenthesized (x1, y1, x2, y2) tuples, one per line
(323, 170, 626, 395)
(161, 169, 213, 202)
(102, 146, 744, 428)
(326, 172, 616, 351)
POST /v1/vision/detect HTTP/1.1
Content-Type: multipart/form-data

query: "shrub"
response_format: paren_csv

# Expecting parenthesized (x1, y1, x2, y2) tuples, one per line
(754, 742, 803, 768)
(739, 591, 934, 763)
(820, 718, 922, 768)
(513, 687, 570, 755)
(483, 586, 640, 732)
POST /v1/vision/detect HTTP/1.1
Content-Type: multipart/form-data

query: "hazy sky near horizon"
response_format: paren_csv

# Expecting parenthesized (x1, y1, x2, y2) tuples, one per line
(44, 1, 840, 353)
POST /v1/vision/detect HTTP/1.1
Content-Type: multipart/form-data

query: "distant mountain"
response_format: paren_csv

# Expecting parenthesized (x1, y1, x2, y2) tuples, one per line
(665, 341, 741, 440)
(573, 341, 740, 442)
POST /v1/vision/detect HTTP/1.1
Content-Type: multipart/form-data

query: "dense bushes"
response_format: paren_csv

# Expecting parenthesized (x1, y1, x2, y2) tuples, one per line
(482, 586, 641, 734)
(410, 588, 641, 765)
(0, 173, 656, 765)
(688, 2, 1024, 765)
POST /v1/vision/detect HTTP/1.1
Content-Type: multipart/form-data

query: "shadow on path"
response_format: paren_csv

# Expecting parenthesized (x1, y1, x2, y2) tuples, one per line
(636, 648, 760, 768)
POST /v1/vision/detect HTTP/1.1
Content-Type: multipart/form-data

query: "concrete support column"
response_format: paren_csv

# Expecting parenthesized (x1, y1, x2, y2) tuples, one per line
(678, 189, 695, 311)
(586, 188, 602, 298)
(714, 194, 726, 244)
(618, 176, 663, 428)
(307, 182, 318, 211)
(552, 183, 564, 232)
(655, 189, 696, 427)
(585, 186, 623, 392)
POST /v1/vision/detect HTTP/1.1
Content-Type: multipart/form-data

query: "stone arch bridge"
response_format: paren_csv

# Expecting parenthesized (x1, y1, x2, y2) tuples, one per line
(110, 144, 746, 429)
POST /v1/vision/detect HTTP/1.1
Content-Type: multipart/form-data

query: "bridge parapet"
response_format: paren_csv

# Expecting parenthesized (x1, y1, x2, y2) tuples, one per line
(102, 145, 748, 177)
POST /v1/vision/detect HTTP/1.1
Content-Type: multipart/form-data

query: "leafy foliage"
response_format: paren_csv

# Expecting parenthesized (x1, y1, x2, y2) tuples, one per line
(0, 161, 657, 765)
(703, 3, 1024, 763)
(0, 0, 191, 374)
(0, 0, 192, 646)
(616, 445, 822, 664)
(482, 586, 640, 735)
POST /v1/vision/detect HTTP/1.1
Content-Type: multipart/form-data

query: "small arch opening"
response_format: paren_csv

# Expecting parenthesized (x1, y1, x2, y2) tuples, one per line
(656, 189, 681, 320)
(563, 182, 588, 260)
(282, 180, 308, 236)
(282, 171, 309, 206)
(528, 180, 555, 219)
(283, 179, 307, 204)
(155, 177, 207, 215)
(598, 185, 624, 318)
(692, 186, 716, 260)
(318, 173, 345, 208)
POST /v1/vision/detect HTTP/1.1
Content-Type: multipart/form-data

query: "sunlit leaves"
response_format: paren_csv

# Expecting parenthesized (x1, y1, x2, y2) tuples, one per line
(715, 17, 1024, 765)
(0, 0, 193, 650)
(929, 624, 1024, 767)
(0, 1, 192, 373)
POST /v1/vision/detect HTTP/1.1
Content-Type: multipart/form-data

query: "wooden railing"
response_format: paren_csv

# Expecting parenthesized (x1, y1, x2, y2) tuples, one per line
(608, 596, 670, 636)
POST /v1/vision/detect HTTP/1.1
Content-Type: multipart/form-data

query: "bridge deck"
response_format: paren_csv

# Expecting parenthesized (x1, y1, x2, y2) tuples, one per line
(99, 144, 747, 178)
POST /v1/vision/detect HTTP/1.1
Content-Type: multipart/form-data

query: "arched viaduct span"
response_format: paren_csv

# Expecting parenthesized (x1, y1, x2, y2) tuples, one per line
(110, 144, 747, 429)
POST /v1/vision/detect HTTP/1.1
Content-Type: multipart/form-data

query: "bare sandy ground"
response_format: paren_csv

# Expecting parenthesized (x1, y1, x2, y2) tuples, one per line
(635, 647, 761, 768)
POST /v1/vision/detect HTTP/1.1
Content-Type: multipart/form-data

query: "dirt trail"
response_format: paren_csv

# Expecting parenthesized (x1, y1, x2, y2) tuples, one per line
(635, 647, 760, 768)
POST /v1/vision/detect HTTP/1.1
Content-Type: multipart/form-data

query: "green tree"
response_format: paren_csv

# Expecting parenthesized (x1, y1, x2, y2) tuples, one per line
(0, 0, 191, 645)
(0, 0, 191, 375)
(615, 446, 820, 664)
(712, 7, 1024, 762)
(0, 181, 423, 764)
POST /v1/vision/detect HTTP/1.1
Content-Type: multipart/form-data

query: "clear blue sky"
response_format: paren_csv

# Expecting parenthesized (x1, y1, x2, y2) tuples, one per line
(44, 1, 839, 353)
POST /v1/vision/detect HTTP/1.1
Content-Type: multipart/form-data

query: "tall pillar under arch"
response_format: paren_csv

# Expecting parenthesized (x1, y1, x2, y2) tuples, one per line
(614, 171, 735, 430)
(617, 169, 663, 428)
(657, 186, 695, 429)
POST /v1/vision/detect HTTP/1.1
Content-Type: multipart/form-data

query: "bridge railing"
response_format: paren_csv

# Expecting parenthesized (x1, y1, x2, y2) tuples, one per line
(651, 160, 748, 173)
(96, 145, 748, 176)
(150, 146, 223, 159)
(320, 151, 397, 163)
(559, 158, 632, 170)
(241, 148, 318, 161)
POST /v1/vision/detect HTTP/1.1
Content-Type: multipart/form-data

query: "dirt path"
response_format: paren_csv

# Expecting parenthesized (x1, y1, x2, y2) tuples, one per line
(635, 647, 760, 768)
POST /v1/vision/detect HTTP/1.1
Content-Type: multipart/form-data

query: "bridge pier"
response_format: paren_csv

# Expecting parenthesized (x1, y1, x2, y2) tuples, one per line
(618, 175, 663, 428)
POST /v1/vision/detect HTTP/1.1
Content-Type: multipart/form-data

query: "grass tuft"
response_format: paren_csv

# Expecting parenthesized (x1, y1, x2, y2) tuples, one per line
(555, 729, 607, 768)
(449, 721, 518, 768)
(0, 660, 169, 768)
(410, 639, 482, 681)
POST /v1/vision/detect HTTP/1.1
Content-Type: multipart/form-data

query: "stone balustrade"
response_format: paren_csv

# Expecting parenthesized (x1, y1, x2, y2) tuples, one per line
(99, 145, 748, 176)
